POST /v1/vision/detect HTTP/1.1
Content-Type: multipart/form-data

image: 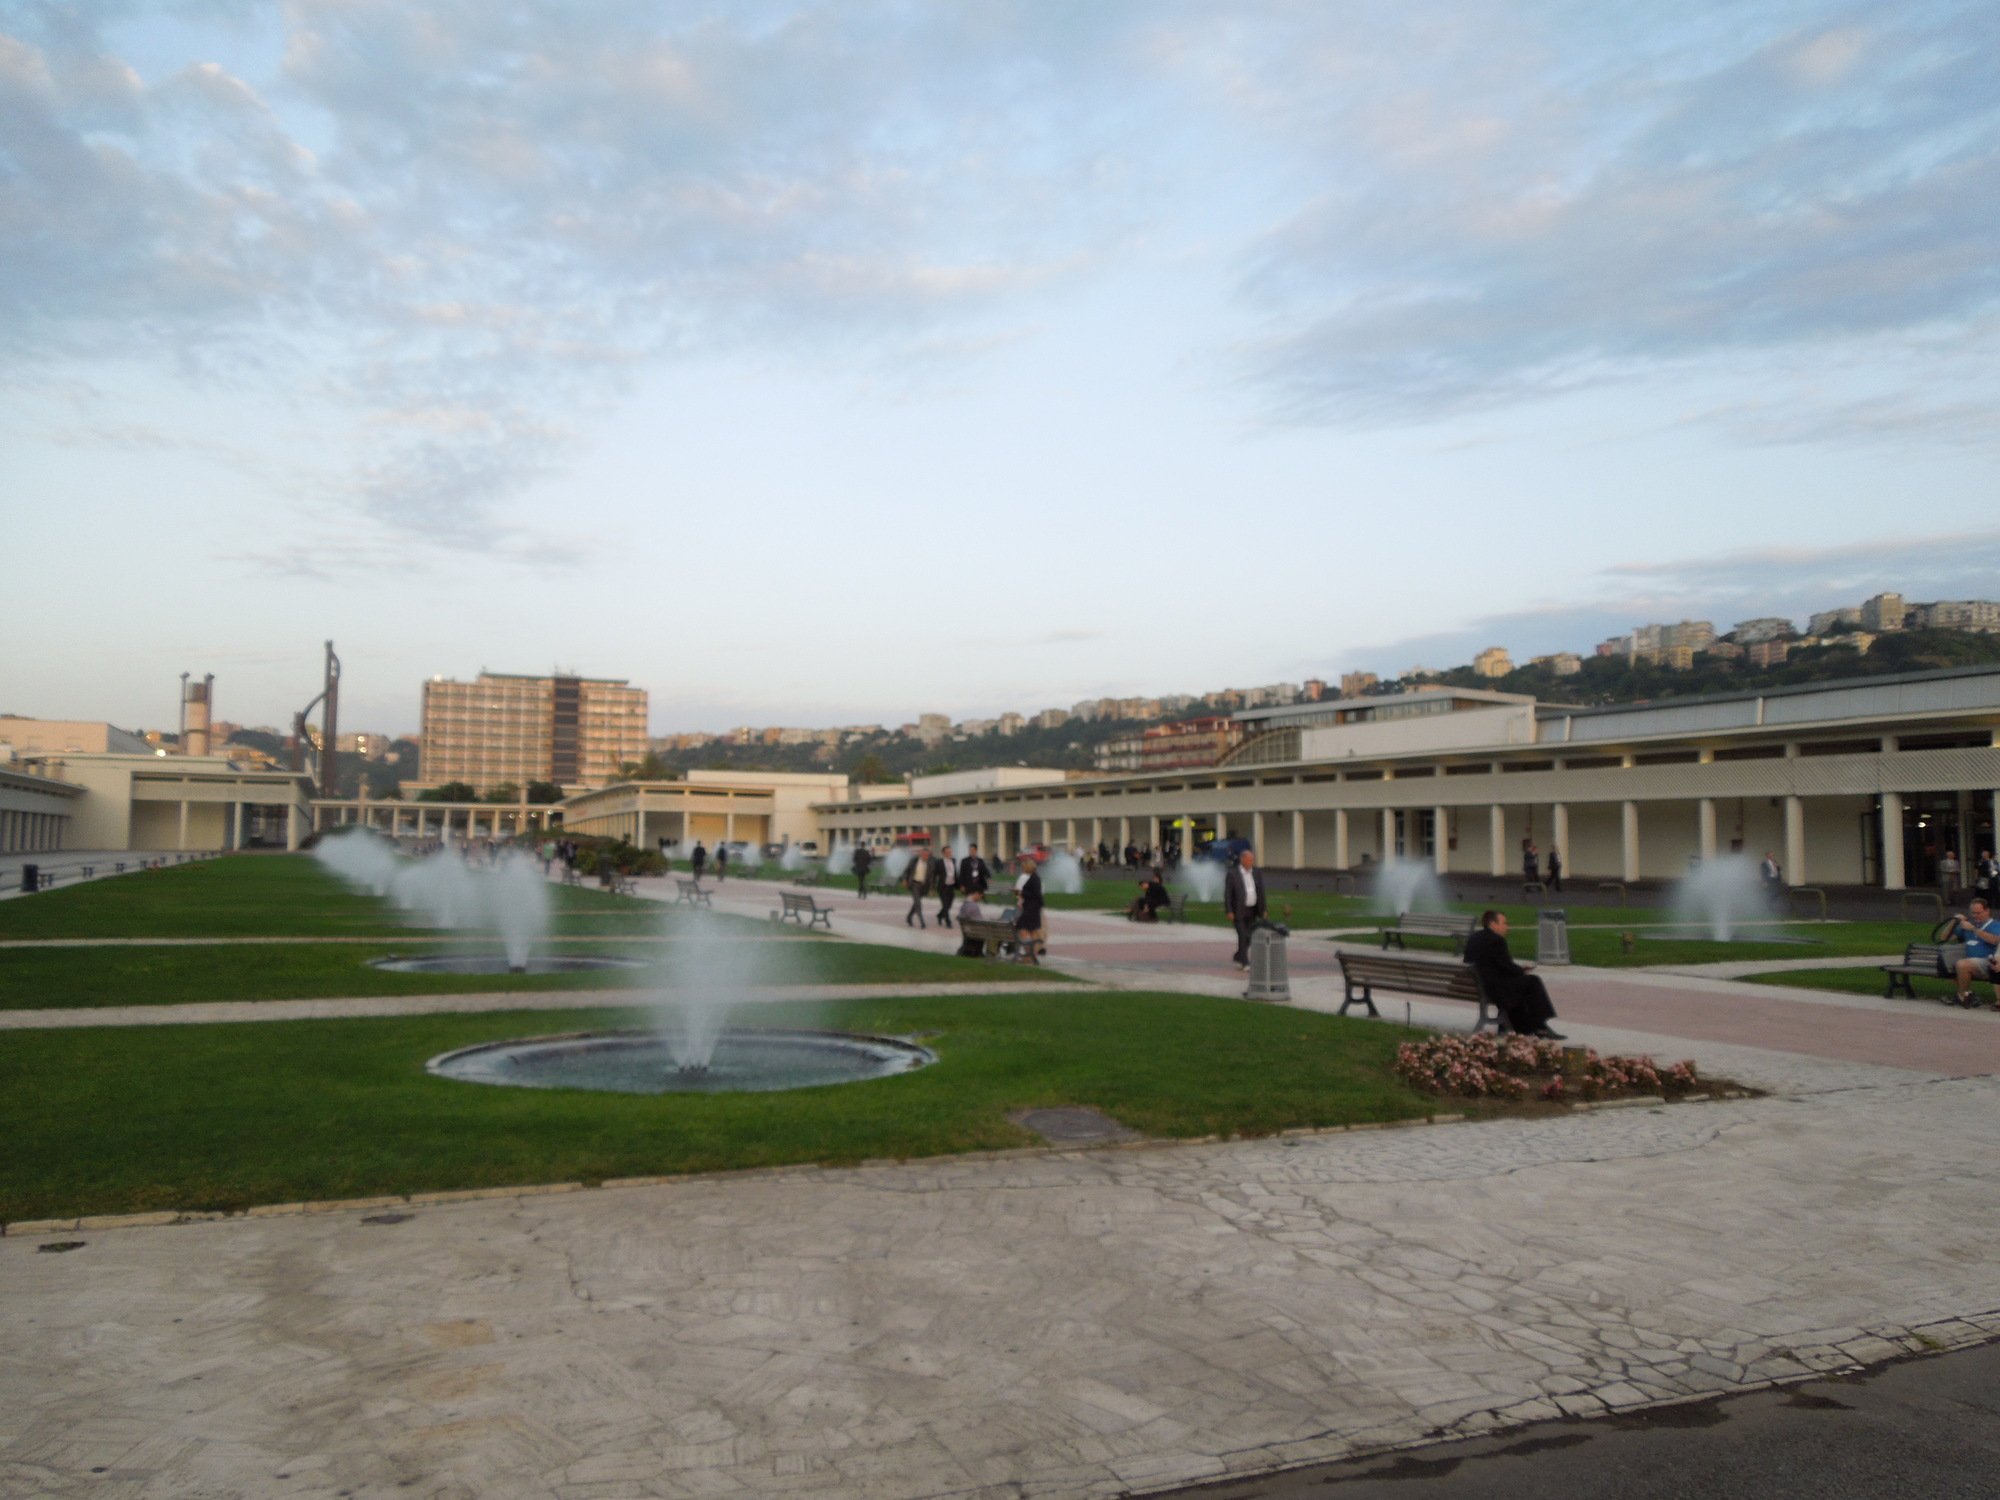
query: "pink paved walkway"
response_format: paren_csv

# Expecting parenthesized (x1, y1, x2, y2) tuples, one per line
(672, 873, 2000, 1080)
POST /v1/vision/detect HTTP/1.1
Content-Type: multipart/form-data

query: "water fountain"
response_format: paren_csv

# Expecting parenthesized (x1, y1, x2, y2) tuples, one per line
(317, 832, 640, 975)
(881, 846, 915, 884)
(778, 843, 809, 872)
(1668, 854, 1780, 942)
(1041, 849, 1086, 895)
(426, 907, 935, 1095)
(1371, 857, 1444, 918)
(1174, 858, 1226, 904)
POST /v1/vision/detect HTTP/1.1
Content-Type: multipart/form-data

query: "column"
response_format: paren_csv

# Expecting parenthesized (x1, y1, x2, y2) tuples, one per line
(1697, 798, 1718, 862)
(1432, 805, 1449, 874)
(1064, 818, 1076, 851)
(1381, 808, 1397, 861)
(1118, 816, 1131, 852)
(177, 799, 190, 851)
(1090, 817, 1103, 854)
(232, 801, 244, 852)
(1784, 796, 1805, 885)
(1880, 791, 1905, 889)
(1291, 809, 1306, 870)
(1146, 814, 1160, 851)
(997, 822, 1011, 860)
(1215, 811, 1228, 844)
(724, 811, 736, 844)
(1621, 801, 1640, 883)
(1489, 805, 1507, 876)
(636, 807, 648, 850)
(1334, 808, 1350, 868)
(1552, 803, 1570, 876)
(1251, 810, 1266, 857)
(286, 803, 302, 851)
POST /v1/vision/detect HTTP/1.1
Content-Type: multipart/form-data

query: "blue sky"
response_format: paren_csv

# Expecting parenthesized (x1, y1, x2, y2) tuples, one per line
(3, 1, 1996, 737)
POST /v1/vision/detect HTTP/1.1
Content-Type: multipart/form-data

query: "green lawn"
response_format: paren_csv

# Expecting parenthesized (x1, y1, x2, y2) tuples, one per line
(0, 993, 1431, 1221)
(0, 936, 1065, 1010)
(0, 855, 663, 939)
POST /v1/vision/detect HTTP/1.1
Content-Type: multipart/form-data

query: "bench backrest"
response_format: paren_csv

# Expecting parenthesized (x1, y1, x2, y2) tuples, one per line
(1339, 951, 1480, 998)
(780, 891, 819, 910)
(959, 918, 1016, 941)
(1396, 913, 1475, 934)
(1902, 943, 1948, 965)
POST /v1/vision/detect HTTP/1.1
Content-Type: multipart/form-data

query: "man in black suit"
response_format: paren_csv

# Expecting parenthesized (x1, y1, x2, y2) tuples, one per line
(1463, 910, 1564, 1038)
(1223, 850, 1267, 968)
(957, 843, 990, 901)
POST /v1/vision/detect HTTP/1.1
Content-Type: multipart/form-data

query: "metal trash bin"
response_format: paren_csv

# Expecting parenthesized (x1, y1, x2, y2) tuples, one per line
(1245, 922, 1292, 1002)
(20, 864, 38, 894)
(1537, 908, 1570, 966)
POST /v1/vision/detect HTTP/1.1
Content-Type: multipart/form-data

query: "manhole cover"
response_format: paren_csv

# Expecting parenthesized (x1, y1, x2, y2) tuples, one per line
(361, 1213, 412, 1226)
(37, 1240, 86, 1254)
(1010, 1106, 1140, 1145)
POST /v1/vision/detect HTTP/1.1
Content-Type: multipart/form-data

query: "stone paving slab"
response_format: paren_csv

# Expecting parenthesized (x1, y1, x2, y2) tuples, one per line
(4, 1076, 1997, 1499)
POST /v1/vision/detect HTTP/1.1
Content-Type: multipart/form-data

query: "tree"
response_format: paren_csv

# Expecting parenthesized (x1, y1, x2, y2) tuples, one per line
(419, 781, 478, 803)
(526, 781, 564, 804)
(850, 751, 896, 784)
(484, 783, 521, 804)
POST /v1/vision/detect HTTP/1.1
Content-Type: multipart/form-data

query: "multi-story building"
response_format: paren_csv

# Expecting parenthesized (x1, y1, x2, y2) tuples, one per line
(1748, 641, 1791, 669)
(1664, 646, 1696, 670)
(419, 671, 648, 793)
(1860, 593, 1907, 631)
(1093, 731, 1148, 773)
(1915, 600, 2000, 632)
(1472, 647, 1514, 678)
(915, 713, 953, 745)
(1666, 620, 1717, 652)
(1705, 641, 1746, 661)
(335, 732, 394, 761)
(1134, 717, 1244, 774)
(996, 712, 1026, 736)
(1340, 671, 1381, 697)
(1529, 653, 1584, 676)
(1032, 708, 1070, 730)
(1731, 618, 1794, 644)
(1808, 607, 1863, 635)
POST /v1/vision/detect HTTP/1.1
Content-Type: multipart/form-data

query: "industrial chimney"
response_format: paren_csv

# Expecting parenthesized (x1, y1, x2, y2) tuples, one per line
(183, 674, 215, 757)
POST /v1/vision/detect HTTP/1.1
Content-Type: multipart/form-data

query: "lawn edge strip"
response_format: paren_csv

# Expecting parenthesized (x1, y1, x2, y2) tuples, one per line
(2, 1112, 1477, 1236)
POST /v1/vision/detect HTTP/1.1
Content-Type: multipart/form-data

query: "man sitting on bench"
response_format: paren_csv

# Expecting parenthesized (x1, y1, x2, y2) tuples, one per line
(1463, 910, 1566, 1040)
(1942, 897, 2000, 1008)
(1127, 869, 1169, 922)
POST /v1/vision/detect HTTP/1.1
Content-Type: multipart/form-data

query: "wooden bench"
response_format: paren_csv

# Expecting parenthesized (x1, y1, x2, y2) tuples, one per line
(1380, 912, 1478, 954)
(1337, 951, 1502, 1032)
(674, 878, 712, 908)
(956, 916, 1020, 960)
(607, 871, 638, 897)
(773, 890, 833, 930)
(791, 865, 824, 886)
(1881, 943, 1956, 1000)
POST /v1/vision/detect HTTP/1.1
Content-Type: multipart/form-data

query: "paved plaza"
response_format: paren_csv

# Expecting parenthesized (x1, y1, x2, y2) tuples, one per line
(4, 872, 1998, 1498)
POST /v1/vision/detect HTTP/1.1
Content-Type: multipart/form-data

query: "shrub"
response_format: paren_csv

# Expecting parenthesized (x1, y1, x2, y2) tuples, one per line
(1394, 1033, 1701, 1102)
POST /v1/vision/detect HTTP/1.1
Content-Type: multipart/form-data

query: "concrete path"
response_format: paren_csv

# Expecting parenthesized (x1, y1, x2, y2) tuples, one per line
(5, 869, 2000, 1500)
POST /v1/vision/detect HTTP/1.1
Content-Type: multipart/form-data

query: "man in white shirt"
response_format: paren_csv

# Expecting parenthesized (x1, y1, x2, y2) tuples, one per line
(1224, 851, 1267, 968)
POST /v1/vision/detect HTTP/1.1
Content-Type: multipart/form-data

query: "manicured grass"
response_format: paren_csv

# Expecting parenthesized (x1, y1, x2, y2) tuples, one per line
(0, 936, 1065, 1009)
(0, 993, 1432, 1221)
(0, 855, 665, 939)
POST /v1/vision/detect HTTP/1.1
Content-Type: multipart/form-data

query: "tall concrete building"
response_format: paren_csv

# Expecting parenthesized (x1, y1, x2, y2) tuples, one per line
(420, 671, 649, 792)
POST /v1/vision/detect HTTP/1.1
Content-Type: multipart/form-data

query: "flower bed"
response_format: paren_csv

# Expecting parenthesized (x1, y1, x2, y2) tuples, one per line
(1395, 1032, 1701, 1103)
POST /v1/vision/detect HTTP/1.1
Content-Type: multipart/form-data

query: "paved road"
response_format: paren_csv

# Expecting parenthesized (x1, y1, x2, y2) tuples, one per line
(1163, 1340, 2000, 1500)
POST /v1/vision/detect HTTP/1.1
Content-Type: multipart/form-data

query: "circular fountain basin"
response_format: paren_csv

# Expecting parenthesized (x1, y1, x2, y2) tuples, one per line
(427, 1028, 935, 1094)
(369, 954, 647, 975)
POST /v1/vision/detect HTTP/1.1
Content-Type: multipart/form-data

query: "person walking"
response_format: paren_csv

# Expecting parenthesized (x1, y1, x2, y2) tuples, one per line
(935, 845, 958, 928)
(1013, 855, 1045, 965)
(958, 843, 990, 901)
(1464, 911, 1565, 1038)
(1546, 846, 1563, 893)
(904, 846, 934, 929)
(1522, 841, 1540, 884)
(851, 843, 873, 898)
(1940, 848, 1961, 902)
(714, 843, 729, 884)
(1978, 849, 2000, 908)
(690, 841, 708, 881)
(1224, 850, 1267, 968)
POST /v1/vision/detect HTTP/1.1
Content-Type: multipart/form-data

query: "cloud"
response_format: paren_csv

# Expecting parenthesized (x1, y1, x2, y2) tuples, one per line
(1218, 2, 2000, 427)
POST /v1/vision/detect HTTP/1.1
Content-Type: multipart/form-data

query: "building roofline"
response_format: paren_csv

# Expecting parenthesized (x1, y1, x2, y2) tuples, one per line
(1233, 686, 1534, 724)
(1534, 662, 2000, 720)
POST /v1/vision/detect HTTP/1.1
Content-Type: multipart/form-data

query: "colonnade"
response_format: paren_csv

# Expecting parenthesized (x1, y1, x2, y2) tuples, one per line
(0, 810, 65, 852)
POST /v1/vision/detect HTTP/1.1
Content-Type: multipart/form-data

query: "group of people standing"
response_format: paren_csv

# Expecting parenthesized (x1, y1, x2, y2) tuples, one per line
(882, 843, 1046, 964)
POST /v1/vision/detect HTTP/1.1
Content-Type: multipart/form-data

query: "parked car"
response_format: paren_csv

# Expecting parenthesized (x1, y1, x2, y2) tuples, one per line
(1197, 836, 1254, 865)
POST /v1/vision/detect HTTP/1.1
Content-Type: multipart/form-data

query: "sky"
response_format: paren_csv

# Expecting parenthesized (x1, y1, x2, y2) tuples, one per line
(3, 0, 1997, 739)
